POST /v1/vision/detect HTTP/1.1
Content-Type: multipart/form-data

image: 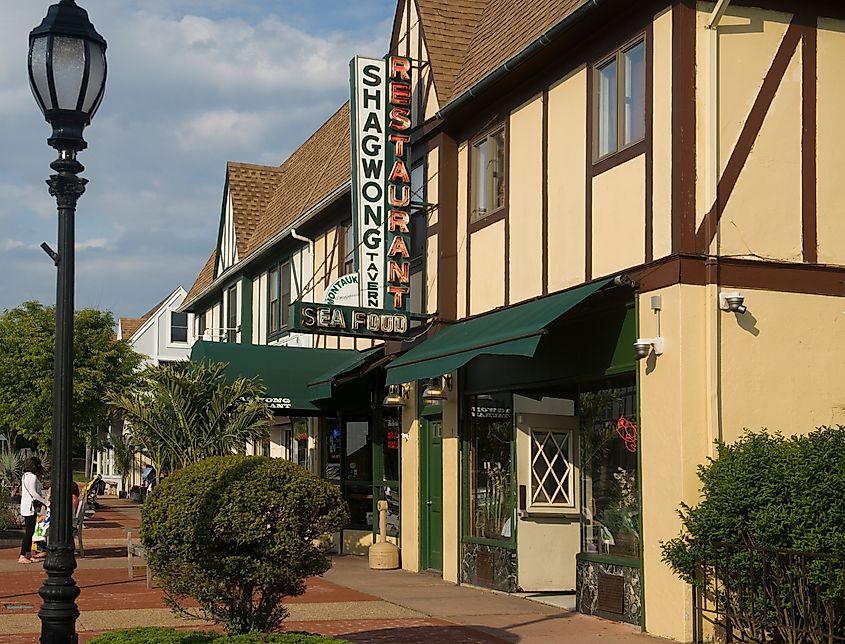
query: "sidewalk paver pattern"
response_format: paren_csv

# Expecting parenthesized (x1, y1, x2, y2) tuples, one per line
(0, 499, 664, 643)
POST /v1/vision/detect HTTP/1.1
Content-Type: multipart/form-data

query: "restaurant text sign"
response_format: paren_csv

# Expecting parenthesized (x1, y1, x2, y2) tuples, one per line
(349, 55, 413, 312)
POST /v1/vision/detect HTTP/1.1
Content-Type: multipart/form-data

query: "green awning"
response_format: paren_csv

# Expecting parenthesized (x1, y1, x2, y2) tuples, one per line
(190, 341, 369, 412)
(386, 278, 613, 384)
(307, 346, 383, 401)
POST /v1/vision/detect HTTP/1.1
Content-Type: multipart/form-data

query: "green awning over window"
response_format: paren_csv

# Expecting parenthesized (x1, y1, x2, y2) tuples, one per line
(385, 278, 613, 385)
(307, 346, 383, 401)
(190, 341, 370, 412)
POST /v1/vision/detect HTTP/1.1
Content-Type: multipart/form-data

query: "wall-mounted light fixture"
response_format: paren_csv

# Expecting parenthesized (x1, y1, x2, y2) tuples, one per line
(634, 295, 665, 361)
(719, 291, 747, 314)
(382, 384, 408, 408)
(422, 374, 452, 405)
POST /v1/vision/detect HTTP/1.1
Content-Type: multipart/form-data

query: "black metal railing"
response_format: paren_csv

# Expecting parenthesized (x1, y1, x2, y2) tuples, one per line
(694, 542, 845, 643)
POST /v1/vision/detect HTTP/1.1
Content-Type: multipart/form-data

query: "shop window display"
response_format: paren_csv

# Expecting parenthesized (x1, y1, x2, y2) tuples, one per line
(579, 385, 639, 558)
(467, 393, 515, 541)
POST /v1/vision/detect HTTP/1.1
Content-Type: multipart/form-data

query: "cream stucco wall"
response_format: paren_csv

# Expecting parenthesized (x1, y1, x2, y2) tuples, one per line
(652, 7, 673, 260)
(457, 143, 468, 317)
(719, 35, 802, 261)
(426, 234, 438, 314)
(591, 156, 646, 278)
(400, 383, 421, 572)
(427, 149, 439, 227)
(816, 18, 845, 266)
(508, 94, 544, 305)
(639, 284, 711, 642)
(441, 382, 461, 584)
(719, 288, 845, 441)
(547, 67, 586, 292)
(469, 219, 506, 315)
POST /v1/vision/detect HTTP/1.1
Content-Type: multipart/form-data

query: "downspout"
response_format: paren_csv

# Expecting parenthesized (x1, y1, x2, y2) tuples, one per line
(290, 228, 315, 301)
(435, 0, 603, 120)
(705, 0, 731, 448)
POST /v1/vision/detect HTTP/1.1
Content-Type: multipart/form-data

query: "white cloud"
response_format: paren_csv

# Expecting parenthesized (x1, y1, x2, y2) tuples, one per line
(0, 0, 395, 318)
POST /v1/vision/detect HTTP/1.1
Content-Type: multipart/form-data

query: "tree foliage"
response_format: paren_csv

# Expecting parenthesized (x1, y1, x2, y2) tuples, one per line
(0, 301, 143, 449)
(107, 361, 272, 475)
(141, 456, 348, 634)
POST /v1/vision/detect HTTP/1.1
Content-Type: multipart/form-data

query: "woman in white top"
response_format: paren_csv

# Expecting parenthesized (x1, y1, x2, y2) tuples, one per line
(19, 456, 49, 564)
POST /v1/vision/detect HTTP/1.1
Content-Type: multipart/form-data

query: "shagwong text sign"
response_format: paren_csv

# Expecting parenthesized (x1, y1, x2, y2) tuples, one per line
(349, 55, 413, 312)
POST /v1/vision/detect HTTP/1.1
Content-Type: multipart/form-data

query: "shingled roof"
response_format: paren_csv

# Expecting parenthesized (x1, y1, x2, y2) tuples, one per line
(185, 250, 217, 305)
(415, 0, 588, 106)
(245, 103, 351, 258)
(118, 290, 176, 340)
(226, 162, 287, 257)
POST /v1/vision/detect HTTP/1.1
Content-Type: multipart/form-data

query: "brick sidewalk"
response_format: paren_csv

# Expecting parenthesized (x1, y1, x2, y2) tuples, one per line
(0, 499, 664, 643)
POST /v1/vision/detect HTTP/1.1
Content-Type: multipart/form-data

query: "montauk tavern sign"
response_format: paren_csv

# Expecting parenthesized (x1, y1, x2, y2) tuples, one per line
(349, 54, 413, 312)
(290, 301, 410, 340)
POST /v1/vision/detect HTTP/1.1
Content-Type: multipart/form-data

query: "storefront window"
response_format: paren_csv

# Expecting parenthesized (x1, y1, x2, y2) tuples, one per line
(467, 393, 514, 541)
(344, 420, 372, 529)
(323, 420, 341, 483)
(293, 418, 308, 468)
(579, 385, 639, 558)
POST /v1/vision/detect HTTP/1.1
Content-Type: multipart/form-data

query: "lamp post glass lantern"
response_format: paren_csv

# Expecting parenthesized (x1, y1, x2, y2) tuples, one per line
(28, 1, 107, 642)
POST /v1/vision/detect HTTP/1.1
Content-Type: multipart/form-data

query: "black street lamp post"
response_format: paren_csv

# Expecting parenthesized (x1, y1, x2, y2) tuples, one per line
(27, 1, 107, 642)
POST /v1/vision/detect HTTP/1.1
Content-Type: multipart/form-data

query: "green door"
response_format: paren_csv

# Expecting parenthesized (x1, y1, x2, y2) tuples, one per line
(420, 413, 443, 572)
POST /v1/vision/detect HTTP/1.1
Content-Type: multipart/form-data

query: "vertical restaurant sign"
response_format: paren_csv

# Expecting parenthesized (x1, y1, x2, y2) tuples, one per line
(349, 55, 413, 312)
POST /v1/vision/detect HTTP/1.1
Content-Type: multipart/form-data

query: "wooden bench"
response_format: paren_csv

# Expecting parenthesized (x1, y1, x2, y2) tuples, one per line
(72, 497, 87, 557)
(126, 530, 152, 589)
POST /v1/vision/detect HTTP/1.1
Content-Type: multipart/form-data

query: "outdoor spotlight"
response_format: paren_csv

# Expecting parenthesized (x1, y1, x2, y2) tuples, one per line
(382, 384, 407, 408)
(719, 291, 747, 314)
(634, 337, 664, 361)
(422, 375, 451, 404)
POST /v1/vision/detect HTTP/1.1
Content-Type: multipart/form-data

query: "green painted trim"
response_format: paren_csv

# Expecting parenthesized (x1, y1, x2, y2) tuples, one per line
(240, 276, 252, 345)
(634, 294, 646, 631)
(213, 175, 230, 281)
(576, 552, 642, 569)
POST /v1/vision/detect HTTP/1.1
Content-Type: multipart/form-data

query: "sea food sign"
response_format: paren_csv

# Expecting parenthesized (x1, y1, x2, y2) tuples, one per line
(350, 55, 413, 312)
(291, 301, 410, 341)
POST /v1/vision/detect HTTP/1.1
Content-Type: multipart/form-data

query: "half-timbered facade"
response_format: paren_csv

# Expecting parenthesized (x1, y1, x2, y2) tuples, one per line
(172, 0, 845, 640)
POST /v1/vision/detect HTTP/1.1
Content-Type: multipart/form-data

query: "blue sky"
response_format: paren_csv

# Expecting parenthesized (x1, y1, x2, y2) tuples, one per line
(0, 0, 396, 319)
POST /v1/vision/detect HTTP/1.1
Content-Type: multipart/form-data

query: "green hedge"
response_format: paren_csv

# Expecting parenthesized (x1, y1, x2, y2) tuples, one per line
(88, 627, 350, 643)
(141, 456, 348, 634)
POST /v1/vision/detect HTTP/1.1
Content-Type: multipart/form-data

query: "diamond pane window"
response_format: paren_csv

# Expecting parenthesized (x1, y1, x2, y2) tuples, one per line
(530, 429, 574, 508)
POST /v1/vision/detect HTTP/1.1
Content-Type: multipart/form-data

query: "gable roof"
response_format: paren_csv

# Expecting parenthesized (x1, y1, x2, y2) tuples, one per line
(118, 289, 179, 341)
(414, 0, 589, 106)
(185, 250, 217, 305)
(245, 102, 351, 258)
(225, 162, 287, 258)
(416, 0, 487, 105)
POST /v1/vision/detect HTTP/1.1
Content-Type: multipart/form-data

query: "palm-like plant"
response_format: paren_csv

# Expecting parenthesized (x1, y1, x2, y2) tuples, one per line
(107, 361, 272, 478)
(0, 446, 24, 493)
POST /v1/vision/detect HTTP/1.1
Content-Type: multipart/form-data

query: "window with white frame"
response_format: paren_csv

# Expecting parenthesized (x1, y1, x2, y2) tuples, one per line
(267, 261, 291, 336)
(226, 285, 237, 343)
(471, 126, 506, 224)
(529, 427, 575, 509)
(595, 37, 646, 160)
(170, 312, 188, 343)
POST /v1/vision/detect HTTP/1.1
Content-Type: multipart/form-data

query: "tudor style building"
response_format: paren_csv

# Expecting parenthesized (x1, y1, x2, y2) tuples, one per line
(177, 0, 845, 641)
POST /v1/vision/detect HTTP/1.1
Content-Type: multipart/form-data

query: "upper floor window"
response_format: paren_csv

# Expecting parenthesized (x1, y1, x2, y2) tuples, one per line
(269, 267, 279, 333)
(471, 126, 506, 224)
(197, 312, 206, 340)
(268, 262, 291, 337)
(226, 285, 237, 343)
(170, 312, 188, 344)
(341, 221, 355, 276)
(595, 38, 645, 160)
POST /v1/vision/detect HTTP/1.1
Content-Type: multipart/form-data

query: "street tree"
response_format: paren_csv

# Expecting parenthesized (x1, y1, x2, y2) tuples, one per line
(0, 301, 143, 453)
(107, 361, 272, 477)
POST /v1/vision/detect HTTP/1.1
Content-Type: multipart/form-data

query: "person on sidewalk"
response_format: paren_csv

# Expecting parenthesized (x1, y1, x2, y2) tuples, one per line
(19, 456, 50, 564)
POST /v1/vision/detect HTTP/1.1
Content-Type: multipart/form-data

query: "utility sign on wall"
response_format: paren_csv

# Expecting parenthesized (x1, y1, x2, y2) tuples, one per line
(349, 55, 413, 312)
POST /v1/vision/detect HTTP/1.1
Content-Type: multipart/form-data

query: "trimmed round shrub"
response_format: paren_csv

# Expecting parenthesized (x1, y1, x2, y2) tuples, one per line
(141, 456, 348, 635)
(88, 628, 350, 643)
